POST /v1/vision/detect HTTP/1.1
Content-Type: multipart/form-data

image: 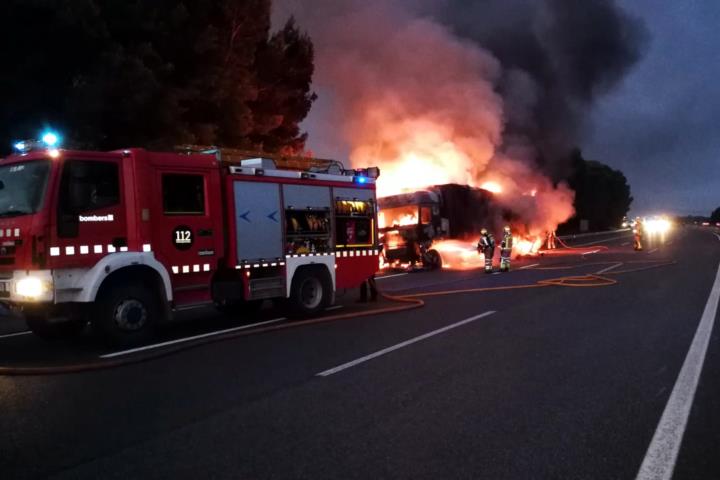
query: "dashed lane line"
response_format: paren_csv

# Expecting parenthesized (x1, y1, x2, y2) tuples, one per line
(596, 263, 623, 275)
(0, 330, 32, 340)
(636, 261, 720, 480)
(100, 317, 287, 359)
(317, 311, 496, 377)
(520, 263, 540, 270)
(376, 273, 409, 280)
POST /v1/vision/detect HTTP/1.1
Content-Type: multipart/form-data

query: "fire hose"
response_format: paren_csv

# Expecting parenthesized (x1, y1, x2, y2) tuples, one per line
(0, 260, 674, 376)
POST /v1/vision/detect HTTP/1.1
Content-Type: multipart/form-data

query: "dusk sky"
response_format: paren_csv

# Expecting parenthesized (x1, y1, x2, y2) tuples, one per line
(584, 0, 720, 216)
(284, 0, 719, 218)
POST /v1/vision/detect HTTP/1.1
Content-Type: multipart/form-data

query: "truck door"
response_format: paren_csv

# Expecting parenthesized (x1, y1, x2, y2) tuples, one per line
(152, 170, 222, 307)
(52, 157, 128, 267)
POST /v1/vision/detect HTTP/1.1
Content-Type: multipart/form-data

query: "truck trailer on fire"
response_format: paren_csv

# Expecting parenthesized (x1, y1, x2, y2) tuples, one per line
(378, 184, 497, 269)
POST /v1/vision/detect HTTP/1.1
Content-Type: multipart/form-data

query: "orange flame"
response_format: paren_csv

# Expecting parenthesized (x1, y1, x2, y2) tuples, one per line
(515, 237, 544, 256)
(480, 181, 503, 194)
(432, 240, 484, 270)
(378, 207, 419, 229)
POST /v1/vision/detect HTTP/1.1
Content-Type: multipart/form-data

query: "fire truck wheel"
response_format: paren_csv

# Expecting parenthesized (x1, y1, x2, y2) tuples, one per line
(95, 285, 159, 347)
(288, 267, 332, 317)
(424, 249, 443, 270)
(25, 313, 86, 340)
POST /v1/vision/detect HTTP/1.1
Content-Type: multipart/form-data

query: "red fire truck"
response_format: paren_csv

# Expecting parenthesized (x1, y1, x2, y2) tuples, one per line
(0, 138, 380, 346)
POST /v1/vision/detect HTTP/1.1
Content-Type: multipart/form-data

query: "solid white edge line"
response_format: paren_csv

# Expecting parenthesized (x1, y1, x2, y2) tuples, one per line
(636, 261, 720, 480)
(316, 311, 496, 377)
(520, 263, 540, 270)
(100, 317, 287, 359)
(325, 305, 344, 311)
(376, 273, 409, 280)
(0, 330, 32, 340)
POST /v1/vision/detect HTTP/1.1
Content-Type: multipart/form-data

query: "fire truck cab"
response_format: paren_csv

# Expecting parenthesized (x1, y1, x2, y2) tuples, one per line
(0, 143, 380, 346)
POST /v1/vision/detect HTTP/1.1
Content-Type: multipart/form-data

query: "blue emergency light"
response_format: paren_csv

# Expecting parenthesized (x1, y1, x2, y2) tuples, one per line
(41, 131, 60, 147)
(12, 129, 63, 153)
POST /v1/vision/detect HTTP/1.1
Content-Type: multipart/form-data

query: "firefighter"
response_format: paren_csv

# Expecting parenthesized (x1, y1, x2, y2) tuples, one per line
(633, 217, 644, 251)
(500, 226, 513, 272)
(477, 228, 496, 273)
(546, 229, 557, 250)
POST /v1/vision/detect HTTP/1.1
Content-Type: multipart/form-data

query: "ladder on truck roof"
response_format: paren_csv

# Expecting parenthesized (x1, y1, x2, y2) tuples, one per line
(175, 145, 347, 175)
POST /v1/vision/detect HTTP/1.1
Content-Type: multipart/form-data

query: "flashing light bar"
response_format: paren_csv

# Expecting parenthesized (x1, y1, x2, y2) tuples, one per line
(12, 130, 63, 153)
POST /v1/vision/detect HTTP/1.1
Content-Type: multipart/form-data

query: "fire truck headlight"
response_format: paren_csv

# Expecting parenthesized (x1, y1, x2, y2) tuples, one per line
(15, 277, 51, 299)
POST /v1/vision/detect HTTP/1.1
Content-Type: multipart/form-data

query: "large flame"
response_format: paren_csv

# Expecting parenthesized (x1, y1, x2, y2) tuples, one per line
(432, 240, 484, 270)
(285, 0, 576, 245)
(378, 205, 419, 229)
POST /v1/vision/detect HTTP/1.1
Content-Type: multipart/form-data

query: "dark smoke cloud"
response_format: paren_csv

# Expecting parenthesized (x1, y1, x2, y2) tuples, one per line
(429, 0, 649, 177)
(272, 0, 647, 234)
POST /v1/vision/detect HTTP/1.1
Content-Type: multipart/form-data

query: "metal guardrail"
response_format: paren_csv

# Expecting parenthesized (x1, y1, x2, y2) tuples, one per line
(557, 228, 631, 241)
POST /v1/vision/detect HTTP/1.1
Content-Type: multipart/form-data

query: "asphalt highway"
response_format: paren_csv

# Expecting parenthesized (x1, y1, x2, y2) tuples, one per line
(1, 226, 719, 479)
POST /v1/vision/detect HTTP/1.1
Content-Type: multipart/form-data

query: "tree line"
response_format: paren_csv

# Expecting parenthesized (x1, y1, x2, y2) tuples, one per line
(558, 149, 633, 233)
(0, 1, 634, 230)
(0, 0, 315, 154)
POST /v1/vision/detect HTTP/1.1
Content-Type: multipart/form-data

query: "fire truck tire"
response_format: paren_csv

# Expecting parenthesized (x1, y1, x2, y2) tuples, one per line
(287, 267, 332, 317)
(424, 249, 443, 270)
(25, 313, 86, 340)
(94, 285, 159, 347)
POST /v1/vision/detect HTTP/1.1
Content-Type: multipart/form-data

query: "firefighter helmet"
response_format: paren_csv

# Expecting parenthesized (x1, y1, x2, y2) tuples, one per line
(503, 225, 511, 233)
(480, 228, 488, 235)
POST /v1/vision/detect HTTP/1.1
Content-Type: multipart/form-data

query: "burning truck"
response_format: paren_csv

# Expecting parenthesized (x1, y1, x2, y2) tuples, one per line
(378, 184, 502, 269)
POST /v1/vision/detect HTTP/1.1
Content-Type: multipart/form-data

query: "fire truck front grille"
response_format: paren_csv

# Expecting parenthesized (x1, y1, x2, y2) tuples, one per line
(249, 277, 285, 300)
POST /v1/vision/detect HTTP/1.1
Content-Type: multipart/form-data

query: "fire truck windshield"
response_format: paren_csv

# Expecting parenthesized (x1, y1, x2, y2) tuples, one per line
(0, 160, 51, 217)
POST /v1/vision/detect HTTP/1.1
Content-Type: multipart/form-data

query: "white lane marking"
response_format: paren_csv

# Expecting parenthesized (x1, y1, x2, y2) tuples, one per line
(325, 305, 344, 311)
(621, 242, 630, 246)
(317, 311, 496, 377)
(0, 330, 32, 340)
(714, 233, 720, 241)
(376, 273, 409, 280)
(573, 234, 632, 247)
(492, 272, 502, 275)
(100, 317, 287, 359)
(520, 263, 540, 270)
(597, 263, 622, 275)
(583, 249, 601, 255)
(636, 261, 720, 480)
(647, 248, 659, 254)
